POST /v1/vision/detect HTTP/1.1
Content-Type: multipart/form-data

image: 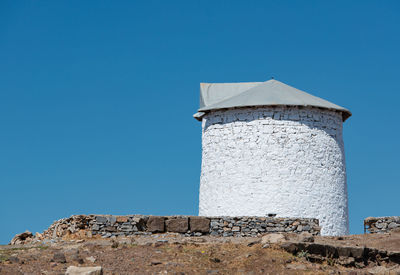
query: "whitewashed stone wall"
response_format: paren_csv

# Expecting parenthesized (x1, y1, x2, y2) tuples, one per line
(199, 106, 348, 236)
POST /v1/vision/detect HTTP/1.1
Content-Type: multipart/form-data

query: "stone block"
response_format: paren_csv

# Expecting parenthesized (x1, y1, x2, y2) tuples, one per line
(107, 216, 116, 225)
(190, 217, 210, 233)
(104, 226, 117, 232)
(132, 216, 147, 231)
(146, 216, 165, 233)
(210, 221, 221, 228)
(305, 243, 338, 258)
(66, 266, 103, 275)
(116, 216, 129, 223)
(120, 225, 133, 232)
(349, 247, 365, 259)
(166, 217, 188, 233)
(95, 216, 107, 224)
(388, 222, 400, 229)
(302, 225, 311, 232)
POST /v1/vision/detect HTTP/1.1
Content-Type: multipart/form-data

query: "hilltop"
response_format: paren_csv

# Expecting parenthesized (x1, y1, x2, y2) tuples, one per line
(1, 230, 400, 274)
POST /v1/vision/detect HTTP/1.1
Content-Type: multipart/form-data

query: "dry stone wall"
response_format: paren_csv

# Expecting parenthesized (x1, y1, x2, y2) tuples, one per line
(39, 215, 320, 240)
(364, 217, 400, 233)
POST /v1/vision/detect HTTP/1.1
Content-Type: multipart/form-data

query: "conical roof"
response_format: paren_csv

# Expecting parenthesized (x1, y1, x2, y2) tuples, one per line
(194, 79, 351, 121)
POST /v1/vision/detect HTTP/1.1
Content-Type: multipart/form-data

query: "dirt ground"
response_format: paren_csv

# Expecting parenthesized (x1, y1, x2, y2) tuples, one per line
(314, 232, 400, 252)
(1, 233, 399, 275)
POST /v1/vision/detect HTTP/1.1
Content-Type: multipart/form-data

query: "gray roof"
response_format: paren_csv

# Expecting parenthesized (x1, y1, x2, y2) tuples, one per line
(194, 79, 351, 121)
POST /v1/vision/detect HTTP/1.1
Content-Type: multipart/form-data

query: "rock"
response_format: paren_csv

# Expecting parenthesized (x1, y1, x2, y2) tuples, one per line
(132, 216, 147, 230)
(190, 217, 210, 233)
(297, 225, 303, 231)
(120, 225, 133, 232)
(146, 216, 165, 233)
(298, 232, 314, 243)
(86, 256, 96, 263)
(389, 222, 400, 229)
(154, 239, 168, 247)
(210, 257, 221, 263)
(52, 252, 67, 263)
(8, 256, 19, 263)
(261, 233, 286, 244)
(302, 225, 311, 232)
(337, 246, 354, 257)
(376, 223, 384, 229)
(111, 240, 119, 248)
(355, 261, 365, 268)
(306, 243, 338, 258)
(9, 231, 33, 245)
(262, 243, 270, 248)
(95, 216, 107, 223)
(107, 216, 116, 225)
(337, 256, 355, 267)
(313, 226, 322, 233)
(280, 242, 305, 254)
(367, 266, 397, 274)
(286, 263, 307, 270)
(247, 240, 260, 247)
(364, 217, 376, 223)
(166, 217, 189, 233)
(348, 246, 365, 259)
(66, 249, 84, 264)
(105, 226, 117, 232)
(116, 216, 129, 223)
(388, 251, 400, 264)
(70, 254, 84, 264)
(210, 221, 221, 227)
(388, 266, 400, 275)
(65, 266, 103, 275)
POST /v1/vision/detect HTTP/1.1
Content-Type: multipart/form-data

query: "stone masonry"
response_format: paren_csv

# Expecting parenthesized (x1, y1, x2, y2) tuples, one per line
(38, 215, 320, 240)
(200, 106, 348, 236)
(364, 217, 400, 233)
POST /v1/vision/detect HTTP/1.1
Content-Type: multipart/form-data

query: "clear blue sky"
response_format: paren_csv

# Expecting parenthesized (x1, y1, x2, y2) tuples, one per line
(1, 1, 399, 244)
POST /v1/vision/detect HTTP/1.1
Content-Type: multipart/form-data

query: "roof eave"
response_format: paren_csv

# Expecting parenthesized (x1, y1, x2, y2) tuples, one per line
(195, 104, 352, 122)
(193, 111, 205, 121)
